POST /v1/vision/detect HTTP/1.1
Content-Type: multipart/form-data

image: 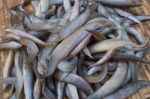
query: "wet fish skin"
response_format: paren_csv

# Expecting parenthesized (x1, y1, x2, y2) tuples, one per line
(124, 15, 150, 26)
(59, 9, 90, 39)
(89, 39, 133, 54)
(5, 29, 49, 46)
(3, 50, 14, 89)
(68, 34, 91, 58)
(111, 53, 150, 64)
(90, 50, 114, 67)
(115, 8, 141, 24)
(35, 0, 50, 18)
(46, 21, 109, 76)
(57, 82, 65, 99)
(0, 77, 16, 85)
(97, 0, 142, 7)
(66, 84, 79, 99)
(25, 23, 62, 32)
(42, 84, 56, 99)
(55, 71, 94, 95)
(23, 52, 33, 99)
(63, 0, 71, 12)
(57, 58, 77, 72)
(82, 47, 93, 58)
(104, 80, 150, 99)
(20, 37, 39, 64)
(87, 62, 127, 99)
(0, 41, 22, 50)
(34, 79, 42, 99)
(15, 51, 24, 99)
(70, 0, 80, 21)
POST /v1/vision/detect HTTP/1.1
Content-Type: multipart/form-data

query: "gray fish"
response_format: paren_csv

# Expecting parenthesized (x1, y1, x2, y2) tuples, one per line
(55, 71, 94, 95)
(87, 62, 127, 99)
(97, 0, 142, 7)
(104, 80, 150, 99)
(23, 51, 33, 99)
(3, 50, 14, 89)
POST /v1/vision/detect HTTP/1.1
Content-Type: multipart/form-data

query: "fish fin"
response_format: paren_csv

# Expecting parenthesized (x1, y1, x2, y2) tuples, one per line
(82, 47, 93, 58)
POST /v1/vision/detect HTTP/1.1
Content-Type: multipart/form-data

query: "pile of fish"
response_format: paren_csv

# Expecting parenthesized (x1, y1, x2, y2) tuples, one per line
(1, 0, 150, 99)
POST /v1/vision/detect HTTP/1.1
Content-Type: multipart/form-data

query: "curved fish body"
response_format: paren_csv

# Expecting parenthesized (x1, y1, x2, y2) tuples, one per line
(104, 80, 150, 99)
(87, 62, 127, 99)
(97, 0, 142, 7)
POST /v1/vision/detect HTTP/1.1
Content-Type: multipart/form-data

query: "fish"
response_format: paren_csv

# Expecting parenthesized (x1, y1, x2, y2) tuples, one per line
(35, 0, 50, 18)
(66, 84, 79, 99)
(107, 62, 118, 72)
(63, 0, 71, 12)
(127, 27, 144, 44)
(15, 51, 24, 99)
(3, 50, 14, 89)
(87, 64, 107, 76)
(33, 79, 42, 99)
(115, 8, 144, 32)
(0, 41, 22, 50)
(24, 14, 46, 24)
(42, 81, 56, 99)
(59, 9, 90, 39)
(115, 8, 141, 24)
(86, 30, 106, 41)
(2, 33, 21, 41)
(57, 58, 77, 72)
(28, 31, 49, 39)
(49, 0, 74, 5)
(37, 33, 59, 75)
(44, 5, 56, 18)
(70, 0, 80, 21)
(104, 80, 150, 99)
(20, 37, 39, 64)
(87, 62, 127, 99)
(124, 15, 150, 26)
(57, 5, 65, 18)
(46, 21, 109, 76)
(23, 51, 33, 99)
(78, 89, 87, 99)
(55, 71, 94, 95)
(90, 50, 114, 67)
(98, 4, 110, 18)
(111, 53, 150, 64)
(5, 29, 49, 46)
(59, 9, 72, 26)
(99, 26, 115, 35)
(9, 5, 25, 28)
(80, 63, 108, 83)
(123, 65, 132, 85)
(9, 92, 17, 99)
(25, 22, 62, 32)
(0, 77, 16, 85)
(97, 0, 142, 7)
(57, 81, 65, 99)
(46, 76, 56, 93)
(89, 39, 136, 54)
(68, 34, 91, 58)
(82, 47, 93, 58)
(1, 0, 150, 98)
(105, 6, 118, 15)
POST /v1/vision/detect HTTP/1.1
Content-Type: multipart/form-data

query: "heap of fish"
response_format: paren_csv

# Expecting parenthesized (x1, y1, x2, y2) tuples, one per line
(1, 0, 150, 99)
